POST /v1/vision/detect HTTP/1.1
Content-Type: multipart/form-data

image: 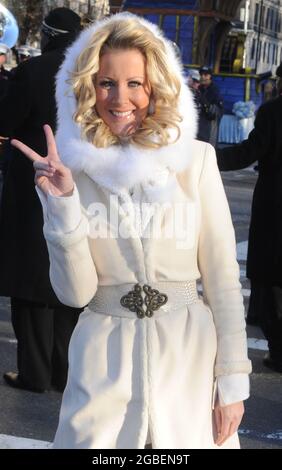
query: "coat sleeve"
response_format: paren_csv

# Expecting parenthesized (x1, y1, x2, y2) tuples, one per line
(197, 143, 252, 377)
(216, 103, 270, 171)
(37, 185, 98, 308)
(217, 374, 250, 406)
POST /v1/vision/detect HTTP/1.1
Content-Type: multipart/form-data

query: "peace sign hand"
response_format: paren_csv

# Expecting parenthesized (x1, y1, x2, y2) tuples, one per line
(11, 124, 74, 197)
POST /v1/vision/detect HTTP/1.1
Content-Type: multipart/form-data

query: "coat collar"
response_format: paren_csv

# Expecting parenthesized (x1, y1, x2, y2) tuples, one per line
(55, 13, 198, 202)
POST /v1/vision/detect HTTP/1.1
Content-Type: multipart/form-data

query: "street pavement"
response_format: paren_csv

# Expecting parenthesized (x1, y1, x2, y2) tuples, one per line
(0, 167, 281, 449)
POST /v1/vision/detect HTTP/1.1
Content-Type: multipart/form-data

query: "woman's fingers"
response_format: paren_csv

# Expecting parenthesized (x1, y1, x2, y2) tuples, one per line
(214, 401, 244, 446)
(35, 175, 50, 194)
(229, 419, 240, 439)
(43, 124, 60, 162)
(12, 126, 73, 196)
(35, 170, 55, 178)
(33, 161, 54, 171)
(215, 413, 231, 445)
(34, 159, 71, 180)
(216, 418, 240, 446)
(47, 159, 72, 178)
(11, 139, 43, 163)
(214, 406, 222, 442)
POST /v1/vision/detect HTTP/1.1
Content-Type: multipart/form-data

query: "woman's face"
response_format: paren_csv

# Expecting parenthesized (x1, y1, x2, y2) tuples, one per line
(95, 48, 151, 138)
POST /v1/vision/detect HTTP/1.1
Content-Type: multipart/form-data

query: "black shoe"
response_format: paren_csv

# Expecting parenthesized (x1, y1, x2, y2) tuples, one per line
(3, 372, 46, 393)
(263, 353, 282, 373)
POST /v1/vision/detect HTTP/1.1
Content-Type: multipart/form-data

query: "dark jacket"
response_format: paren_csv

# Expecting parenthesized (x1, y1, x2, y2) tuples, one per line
(0, 66, 11, 101)
(216, 96, 282, 286)
(0, 65, 11, 81)
(198, 82, 223, 147)
(0, 34, 77, 304)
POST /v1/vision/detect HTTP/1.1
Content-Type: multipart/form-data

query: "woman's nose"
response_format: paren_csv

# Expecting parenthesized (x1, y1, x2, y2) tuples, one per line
(111, 84, 129, 105)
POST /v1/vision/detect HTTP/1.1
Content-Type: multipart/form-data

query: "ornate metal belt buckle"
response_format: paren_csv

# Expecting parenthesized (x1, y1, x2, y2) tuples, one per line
(120, 284, 168, 319)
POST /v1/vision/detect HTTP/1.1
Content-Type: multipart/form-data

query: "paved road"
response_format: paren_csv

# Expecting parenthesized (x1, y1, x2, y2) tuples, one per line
(0, 167, 281, 449)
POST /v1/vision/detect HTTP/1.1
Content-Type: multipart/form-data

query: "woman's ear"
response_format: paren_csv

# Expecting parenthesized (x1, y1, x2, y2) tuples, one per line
(148, 98, 155, 115)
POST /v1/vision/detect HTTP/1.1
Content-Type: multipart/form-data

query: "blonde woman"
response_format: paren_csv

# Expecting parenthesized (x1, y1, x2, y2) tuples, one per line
(12, 13, 251, 449)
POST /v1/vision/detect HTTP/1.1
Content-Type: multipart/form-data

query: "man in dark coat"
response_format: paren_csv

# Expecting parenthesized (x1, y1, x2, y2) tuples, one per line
(198, 66, 224, 147)
(216, 86, 282, 373)
(0, 8, 83, 392)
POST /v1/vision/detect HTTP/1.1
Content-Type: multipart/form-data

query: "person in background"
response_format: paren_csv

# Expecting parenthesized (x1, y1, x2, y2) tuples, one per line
(188, 68, 200, 91)
(198, 66, 223, 147)
(16, 45, 32, 64)
(216, 77, 282, 373)
(262, 80, 276, 102)
(14, 13, 251, 448)
(0, 43, 10, 81)
(188, 69, 204, 116)
(0, 8, 83, 393)
(276, 62, 282, 78)
(0, 44, 11, 167)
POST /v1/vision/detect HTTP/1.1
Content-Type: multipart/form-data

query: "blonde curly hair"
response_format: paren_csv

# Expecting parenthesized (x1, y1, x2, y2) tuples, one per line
(70, 17, 182, 148)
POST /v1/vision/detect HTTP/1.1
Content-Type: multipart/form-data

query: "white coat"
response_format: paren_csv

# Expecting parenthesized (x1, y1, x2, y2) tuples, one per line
(39, 13, 251, 449)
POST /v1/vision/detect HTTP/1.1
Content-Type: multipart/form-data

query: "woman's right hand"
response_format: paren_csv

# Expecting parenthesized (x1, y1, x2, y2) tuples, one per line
(11, 124, 74, 197)
(213, 400, 244, 446)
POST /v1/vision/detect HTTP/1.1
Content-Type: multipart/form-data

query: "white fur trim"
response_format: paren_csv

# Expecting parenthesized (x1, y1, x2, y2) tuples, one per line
(55, 12, 198, 200)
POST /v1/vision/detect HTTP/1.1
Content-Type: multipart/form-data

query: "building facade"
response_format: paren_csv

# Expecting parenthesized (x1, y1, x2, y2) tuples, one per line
(224, 0, 282, 74)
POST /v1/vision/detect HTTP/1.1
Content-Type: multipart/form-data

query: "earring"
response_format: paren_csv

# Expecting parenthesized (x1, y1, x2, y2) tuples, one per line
(148, 99, 155, 115)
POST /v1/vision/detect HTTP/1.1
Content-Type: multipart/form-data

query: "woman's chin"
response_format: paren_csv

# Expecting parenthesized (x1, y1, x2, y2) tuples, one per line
(111, 122, 138, 139)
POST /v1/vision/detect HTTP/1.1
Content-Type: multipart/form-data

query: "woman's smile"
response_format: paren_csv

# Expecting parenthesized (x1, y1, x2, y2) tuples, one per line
(109, 110, 135, 119)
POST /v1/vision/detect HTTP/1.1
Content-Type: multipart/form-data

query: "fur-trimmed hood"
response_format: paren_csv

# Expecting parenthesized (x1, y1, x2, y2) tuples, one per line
(55, 12, 198, 197)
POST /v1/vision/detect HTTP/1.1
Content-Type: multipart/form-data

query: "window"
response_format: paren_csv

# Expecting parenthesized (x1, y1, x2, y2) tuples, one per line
(251, 38, 256, 60)
(258, 40, 262, 61)
(254, 2, 259, 25)
(272, 45, 276, 64)
(274, 10, 278, 32)
(270, 9, 274, 31)
(261, 6, 266, 28)
(263, 42, 267, 62)
(265, 8, 270, 29)
(267, 43, 271, 63)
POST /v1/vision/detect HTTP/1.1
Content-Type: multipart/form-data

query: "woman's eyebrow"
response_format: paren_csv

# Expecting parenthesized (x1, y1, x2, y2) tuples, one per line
(97, 76, 115, 80)
(98, 76, 144, 80)
(127, 76, 144, 80)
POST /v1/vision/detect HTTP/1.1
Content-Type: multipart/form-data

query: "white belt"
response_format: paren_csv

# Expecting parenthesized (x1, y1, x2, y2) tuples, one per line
(88, 281, 199, 319)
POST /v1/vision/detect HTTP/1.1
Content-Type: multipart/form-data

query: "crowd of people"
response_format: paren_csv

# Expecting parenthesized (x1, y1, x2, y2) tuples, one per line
(0, 5, 280, 450)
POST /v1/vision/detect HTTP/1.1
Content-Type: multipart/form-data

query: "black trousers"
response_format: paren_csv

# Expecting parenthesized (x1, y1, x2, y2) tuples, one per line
(247, 281, 282, 363)
(11, 297, 82, 390)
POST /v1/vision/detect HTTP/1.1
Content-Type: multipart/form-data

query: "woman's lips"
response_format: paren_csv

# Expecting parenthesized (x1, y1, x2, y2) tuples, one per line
(109, 110, 134, 119)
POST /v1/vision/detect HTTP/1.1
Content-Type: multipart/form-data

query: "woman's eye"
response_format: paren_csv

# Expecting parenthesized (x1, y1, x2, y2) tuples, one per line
(128, 81, 142, 88)
(99, 81, 114, 88)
